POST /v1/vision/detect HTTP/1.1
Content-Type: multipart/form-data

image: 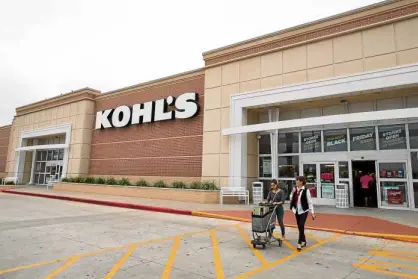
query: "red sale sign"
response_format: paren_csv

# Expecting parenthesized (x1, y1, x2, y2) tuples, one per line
(387, 189, 403, 204)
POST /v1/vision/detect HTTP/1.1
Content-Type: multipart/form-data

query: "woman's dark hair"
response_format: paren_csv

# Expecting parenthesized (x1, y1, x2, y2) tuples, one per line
(271, 179, 278, 185)
(296, 176, 306, 185)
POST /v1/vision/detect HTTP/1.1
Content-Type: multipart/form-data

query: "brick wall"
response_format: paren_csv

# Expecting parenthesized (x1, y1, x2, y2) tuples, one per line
(0, 125, 11, 175)
(90, 74, 204, 178)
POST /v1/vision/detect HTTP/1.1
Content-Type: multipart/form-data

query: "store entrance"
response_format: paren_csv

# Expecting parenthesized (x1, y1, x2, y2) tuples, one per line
(352, 160, 377, 208)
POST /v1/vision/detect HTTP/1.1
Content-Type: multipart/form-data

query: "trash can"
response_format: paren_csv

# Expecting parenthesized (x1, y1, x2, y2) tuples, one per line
(335, 183, 349, 209)
(252, 182, 263, 204)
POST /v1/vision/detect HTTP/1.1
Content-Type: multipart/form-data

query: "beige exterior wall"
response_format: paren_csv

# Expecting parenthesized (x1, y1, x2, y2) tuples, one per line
(202, 16, 418, 188)
(6, 98, 96, 178)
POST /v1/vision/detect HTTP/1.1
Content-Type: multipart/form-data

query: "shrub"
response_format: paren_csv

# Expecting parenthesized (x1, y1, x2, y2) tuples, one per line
(153, 180, 167, 188)
(189, 181, 201, 189)
(73, 176, 85, 183)
(119, 178, 131, 186)
(95, 177, 106, 184)
(84, 176, 96, 184)
(201, 180, 217, 190)
(172, 181, 186, 189)
(106, 177, 118, 185)
(5, 181, 15, 185)
(135, 178, 148, 187)
(61, 177, 70, 182)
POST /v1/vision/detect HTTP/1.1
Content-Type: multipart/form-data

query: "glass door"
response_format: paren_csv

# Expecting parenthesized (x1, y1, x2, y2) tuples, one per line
(320, 163, 336, 199)
(303, 162, 337, 204)
(303, 164, 317, 198)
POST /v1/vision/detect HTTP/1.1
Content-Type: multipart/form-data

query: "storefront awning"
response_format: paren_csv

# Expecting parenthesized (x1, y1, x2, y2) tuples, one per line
(15, 143, 69, 152)
(222, 108, 418, 136)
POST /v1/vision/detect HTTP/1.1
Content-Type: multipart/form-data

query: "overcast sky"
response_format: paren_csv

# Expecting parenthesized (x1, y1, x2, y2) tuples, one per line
(0, 0, 383, 126)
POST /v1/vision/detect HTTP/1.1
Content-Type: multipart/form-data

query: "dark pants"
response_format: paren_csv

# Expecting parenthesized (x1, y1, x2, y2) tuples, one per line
(295, 211, 308, 244)
(275, 206, 285, 236)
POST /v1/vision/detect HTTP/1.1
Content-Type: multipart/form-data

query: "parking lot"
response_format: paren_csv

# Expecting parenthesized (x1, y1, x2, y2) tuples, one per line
(0, 193, 417, 279)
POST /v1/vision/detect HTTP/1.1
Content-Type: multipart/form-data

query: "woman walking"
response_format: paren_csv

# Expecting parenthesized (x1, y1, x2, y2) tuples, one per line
(289, 176, 315, 251)
(264, 179, 286, 239)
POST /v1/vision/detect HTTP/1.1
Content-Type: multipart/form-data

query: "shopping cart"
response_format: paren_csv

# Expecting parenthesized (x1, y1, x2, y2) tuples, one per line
(250, 203, 283, 249)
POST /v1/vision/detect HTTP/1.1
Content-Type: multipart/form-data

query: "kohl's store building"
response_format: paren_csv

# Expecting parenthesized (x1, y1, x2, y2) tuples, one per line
(1, 0, 418, 210)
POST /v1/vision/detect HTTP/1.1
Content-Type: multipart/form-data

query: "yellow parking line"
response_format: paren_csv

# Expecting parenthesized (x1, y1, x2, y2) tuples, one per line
(161, 236, 182, 279)
(104, 244, 140, 279)
(357, 258, 418, 270)
(368, 249, 418, 262)
(354, 259, 418, 279)
(236, 225, 268, 266)
(305, 232, 321, 243)
(233, 234, 341, 279)
(0, 223, 238, 276)
(272, 233, 297, 252)
(210, 230, 225, 279)
(44, 256, 80, 279)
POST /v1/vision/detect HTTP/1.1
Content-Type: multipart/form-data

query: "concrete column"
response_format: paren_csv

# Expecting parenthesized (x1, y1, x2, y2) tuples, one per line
(228, 106, 248, 188)
(29, 150, 37, 184)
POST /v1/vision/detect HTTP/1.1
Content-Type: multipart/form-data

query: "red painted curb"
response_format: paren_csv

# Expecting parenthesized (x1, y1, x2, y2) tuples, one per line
(1, 190, 193, 216)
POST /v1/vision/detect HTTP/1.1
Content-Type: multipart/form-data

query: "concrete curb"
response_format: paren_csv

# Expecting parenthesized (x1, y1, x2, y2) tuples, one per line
(3, 189, 418, 244)
(191, 211, 418, 244)
(1, 190, 192, 216)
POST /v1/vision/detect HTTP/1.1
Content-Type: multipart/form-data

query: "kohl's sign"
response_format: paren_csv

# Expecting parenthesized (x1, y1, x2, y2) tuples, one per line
(95, 92, 199, 129)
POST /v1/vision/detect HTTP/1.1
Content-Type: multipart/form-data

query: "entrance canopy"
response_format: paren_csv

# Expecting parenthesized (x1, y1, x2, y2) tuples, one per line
(224, 63, 418, 190)
(222, 107, 418, 136)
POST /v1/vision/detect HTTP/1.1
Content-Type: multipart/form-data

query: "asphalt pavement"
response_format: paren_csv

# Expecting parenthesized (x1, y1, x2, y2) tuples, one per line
(1, 193, 417, 279)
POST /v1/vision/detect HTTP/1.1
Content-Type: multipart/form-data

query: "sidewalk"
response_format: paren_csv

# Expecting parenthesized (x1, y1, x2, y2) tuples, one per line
(2, 187, 418, 242)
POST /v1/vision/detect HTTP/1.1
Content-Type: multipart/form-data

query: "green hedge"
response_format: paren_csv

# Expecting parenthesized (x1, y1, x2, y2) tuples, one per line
(61, 176, 217, 190)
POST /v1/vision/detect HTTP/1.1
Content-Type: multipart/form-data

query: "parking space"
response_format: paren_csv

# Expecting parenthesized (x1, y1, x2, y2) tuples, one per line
(0, 193, 417, 279)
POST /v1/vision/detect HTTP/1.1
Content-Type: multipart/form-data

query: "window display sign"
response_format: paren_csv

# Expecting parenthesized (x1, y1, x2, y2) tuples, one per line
(321, 183, 335, 199)
(350, 127, 376, 151)
(387, 189, 403, 205)
(301, 131, 321, 153)
(262, 159, 272, 174)
(259, 157, 272, 178)
(324, 129, 347, 152)
(378, 125, 406, 150)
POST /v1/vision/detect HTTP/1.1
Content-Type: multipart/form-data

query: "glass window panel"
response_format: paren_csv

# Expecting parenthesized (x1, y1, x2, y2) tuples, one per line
(278, 132, 299, 154)
(324, 129, 347, 152)
(412, 152, 418, 180)
(339, 161, 349, 179)
(303, 164, 317, 198)
(378, 125, 406, 150)
(41, 151, 47, 161)
(36, 151, 42, 161)
(414, 182, 418, 209)
(58, 150, 64, 160)
(380, 181, 408, 207)
(47, 151, 53, 161)
(259, 156, 272, 178)
(45, 165, 51, 173)
(34, 174, 39, 184)
(320, 163, 335, 199)
(35, 162, 42, 172)
(409, 123, 418, 149)
(39, 174, 45, 185)
(258, 134, 271, 155)
(278, 156, 299, 178)
(278, 180, 295, 200)
(40, 162, 46, 172)
(350, 127, 376, 151)
(301, 131, 321, 153)
(379, 162, 406, 179)
(45, 174, 50, 184)
(53, 150, 59, 160)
